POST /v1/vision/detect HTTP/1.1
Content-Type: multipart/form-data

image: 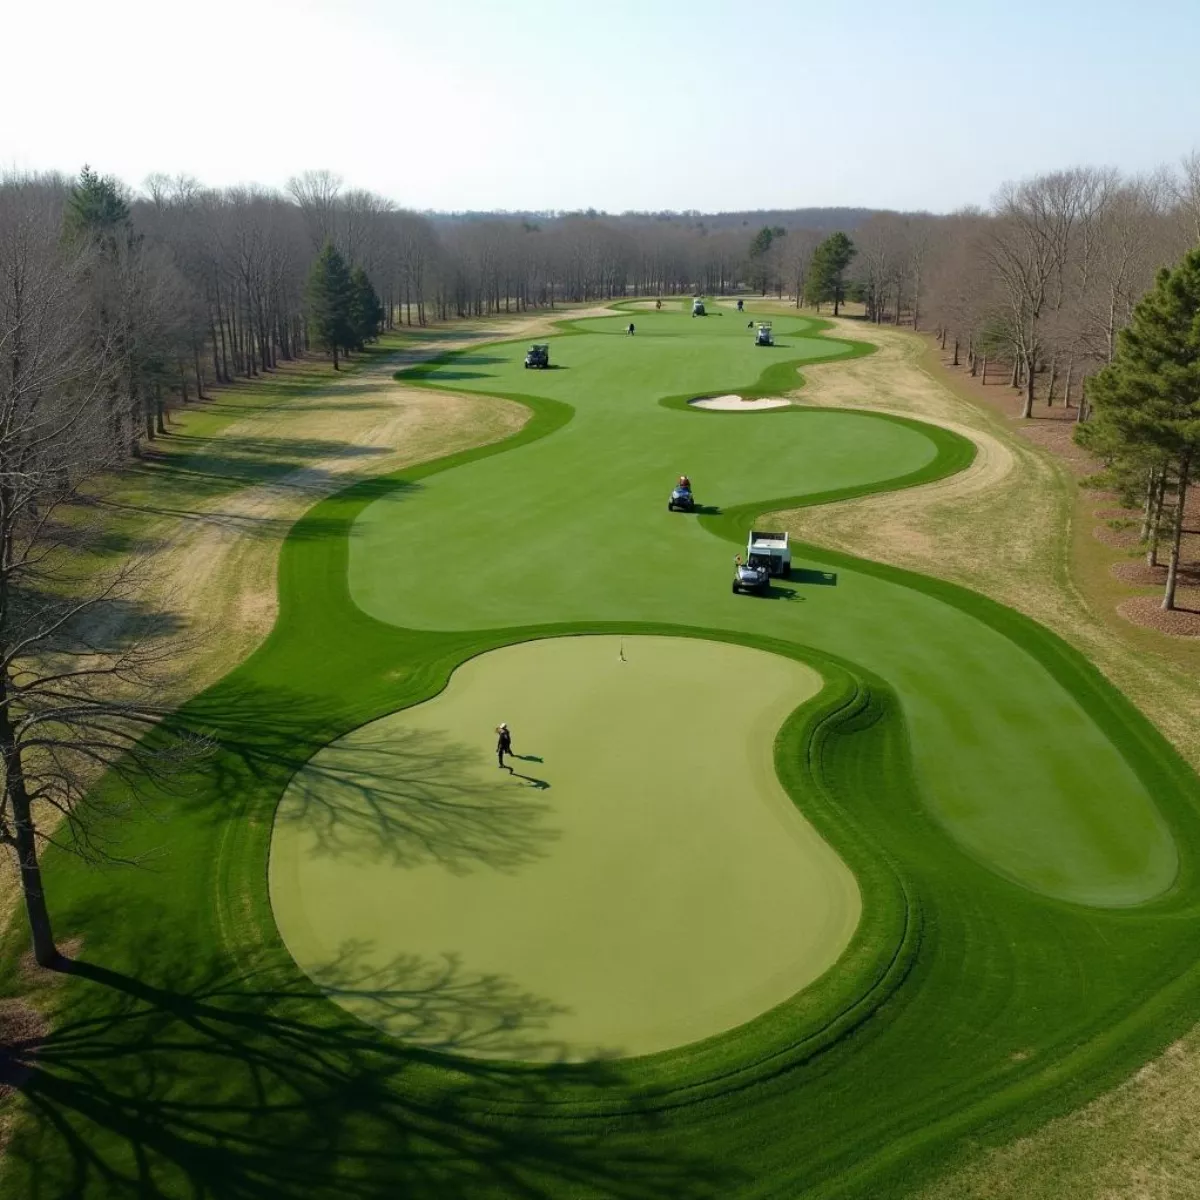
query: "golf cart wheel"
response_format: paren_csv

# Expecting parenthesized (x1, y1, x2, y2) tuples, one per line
(731, 582, 738, 593)
(667, 503, 673, 511)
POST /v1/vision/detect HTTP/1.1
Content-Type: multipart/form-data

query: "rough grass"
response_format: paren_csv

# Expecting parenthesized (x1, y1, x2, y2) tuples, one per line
(2, 306, 1200, 1199)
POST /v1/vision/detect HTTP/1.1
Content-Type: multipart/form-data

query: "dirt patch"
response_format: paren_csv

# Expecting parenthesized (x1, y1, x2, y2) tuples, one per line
(1119, 595, 1200, 637)
(0, 999, 47, 1100)
(1113, 561, 1200, 587)
(1093, 524, 1142, 549)
(17, 935, 84, 983)
(1017, 420, 1094, 471)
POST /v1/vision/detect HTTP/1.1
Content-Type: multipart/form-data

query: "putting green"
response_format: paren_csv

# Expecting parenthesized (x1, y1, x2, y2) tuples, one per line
(269, 635, 855, 1061)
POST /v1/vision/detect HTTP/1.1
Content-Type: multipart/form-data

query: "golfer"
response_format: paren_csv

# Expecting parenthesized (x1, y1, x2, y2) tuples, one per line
(496, 722, 513, 768)
(627, 322, 635, 336)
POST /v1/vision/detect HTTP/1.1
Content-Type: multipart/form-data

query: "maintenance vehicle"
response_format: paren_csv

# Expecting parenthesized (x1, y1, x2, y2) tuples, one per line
(755, 321, 774, 346)
(747, 530, 791, 576)
(524, 343, 550, 369)
(692, 297, 706, 317)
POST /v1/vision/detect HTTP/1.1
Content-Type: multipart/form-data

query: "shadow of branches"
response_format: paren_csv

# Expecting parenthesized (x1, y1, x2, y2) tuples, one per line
(310, 941, 607, 1061)
(277, 724, 558, 872)
(4, 948, 735, 1199)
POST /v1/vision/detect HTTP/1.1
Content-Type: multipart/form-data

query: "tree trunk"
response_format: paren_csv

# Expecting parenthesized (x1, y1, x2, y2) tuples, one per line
(208, 320, 222, 384)
(1063, 358, 1074, 408)
(1140, 468, 1158, 543)
(1163, 453, 1191, 610)
(0, 702, 57, 967)
(332, 343, 340, 371)
(1020, 352, 1035, 419)
(980, 356, 988, 384)
(1146, 469, 1167, 566)
(952, 338, 959, 367)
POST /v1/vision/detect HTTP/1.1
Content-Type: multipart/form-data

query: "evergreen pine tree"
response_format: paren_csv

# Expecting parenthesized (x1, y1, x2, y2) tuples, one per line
(64, 165, 131, 247)
(804, 232, 857, 315)
(349, 266, 384, 350)
(1088, 246, 1200, 610)
(306, 241, 353, 369)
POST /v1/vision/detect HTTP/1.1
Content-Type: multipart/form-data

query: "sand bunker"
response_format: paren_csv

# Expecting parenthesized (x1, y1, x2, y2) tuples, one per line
(690, 394, 791, 411)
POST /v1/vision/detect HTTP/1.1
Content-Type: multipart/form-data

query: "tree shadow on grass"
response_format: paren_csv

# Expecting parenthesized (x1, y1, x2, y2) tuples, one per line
(278, 724, 559, 873)
(312, 941, 585, 1061)
(5, 946, 737, 1199)
(95, 477, 420, 541)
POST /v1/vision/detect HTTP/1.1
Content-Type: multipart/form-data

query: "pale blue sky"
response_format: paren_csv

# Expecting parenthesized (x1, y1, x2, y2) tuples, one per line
(3, 0, 1197, 212)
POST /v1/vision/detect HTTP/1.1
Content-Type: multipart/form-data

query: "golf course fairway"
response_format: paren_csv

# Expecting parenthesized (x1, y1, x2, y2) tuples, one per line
(8, 302, 1200, 1200)
(270, 635, 852, 1061)
(351, 309, 1175, 908)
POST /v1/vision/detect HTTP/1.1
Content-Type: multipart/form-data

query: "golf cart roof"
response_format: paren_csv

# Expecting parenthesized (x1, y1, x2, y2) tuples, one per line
(530, 343, 548, 350)
(757, 321, 772, 328)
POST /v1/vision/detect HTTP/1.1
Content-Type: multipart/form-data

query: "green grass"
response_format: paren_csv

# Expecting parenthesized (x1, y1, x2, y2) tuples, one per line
(269, 634, 853, 1062)
(3, 305, 1200, 1199)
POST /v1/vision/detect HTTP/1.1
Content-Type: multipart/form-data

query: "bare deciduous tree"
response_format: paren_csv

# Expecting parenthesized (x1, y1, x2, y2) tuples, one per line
(0, 178, 206, 966)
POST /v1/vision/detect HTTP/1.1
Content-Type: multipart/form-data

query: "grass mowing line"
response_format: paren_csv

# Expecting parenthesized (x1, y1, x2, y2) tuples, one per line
(4, 309, 1200, 1199)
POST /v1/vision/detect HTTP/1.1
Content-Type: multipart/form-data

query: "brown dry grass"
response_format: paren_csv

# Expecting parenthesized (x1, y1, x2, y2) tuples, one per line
(142, 381, 526, 699)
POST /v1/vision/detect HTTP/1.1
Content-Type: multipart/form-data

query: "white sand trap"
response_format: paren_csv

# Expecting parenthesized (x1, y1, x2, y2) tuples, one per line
(689, 394, 791, 411)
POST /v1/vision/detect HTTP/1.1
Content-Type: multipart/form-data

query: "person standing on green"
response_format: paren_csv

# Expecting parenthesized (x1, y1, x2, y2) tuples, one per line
(496, 723, 513, 768)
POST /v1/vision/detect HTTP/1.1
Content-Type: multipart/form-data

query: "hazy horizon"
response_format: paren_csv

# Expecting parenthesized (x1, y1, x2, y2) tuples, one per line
(4, 0, 1199, 213)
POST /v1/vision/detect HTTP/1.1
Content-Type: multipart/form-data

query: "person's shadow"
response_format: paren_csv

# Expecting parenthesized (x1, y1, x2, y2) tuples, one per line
(505, 754, 549, 789)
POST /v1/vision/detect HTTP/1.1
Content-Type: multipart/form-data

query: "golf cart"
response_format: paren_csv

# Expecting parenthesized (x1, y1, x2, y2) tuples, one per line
(524, 343, 550, 369)
(668, 482, 696, 512)
(692, 297, 706, 317)
(732, 557, 770, 594)
(755, 321, 774, 346)
(746, 530, 791, 577)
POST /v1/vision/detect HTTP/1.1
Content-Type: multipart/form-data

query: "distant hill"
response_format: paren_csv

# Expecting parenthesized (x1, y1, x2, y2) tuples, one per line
(427, 207, 895, 231)
(698, 208, 885, 231)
